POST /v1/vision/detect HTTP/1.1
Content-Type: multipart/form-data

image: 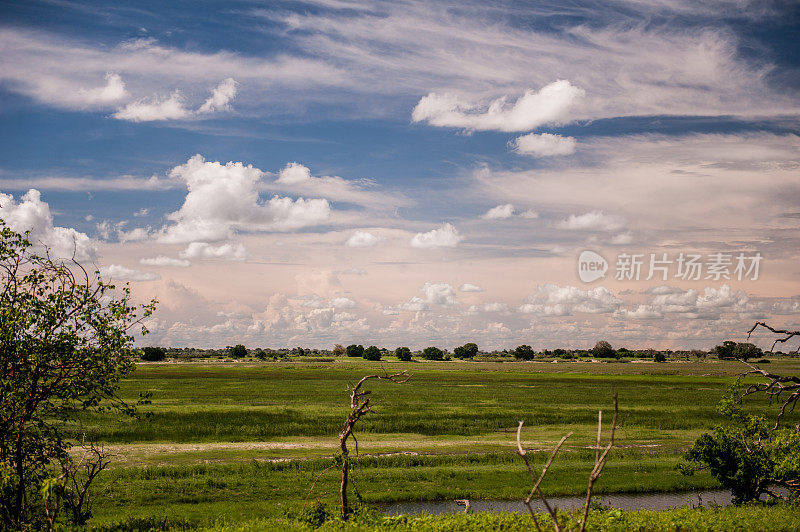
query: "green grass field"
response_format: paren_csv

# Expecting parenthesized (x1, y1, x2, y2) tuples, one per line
(74, 358, 800, 528)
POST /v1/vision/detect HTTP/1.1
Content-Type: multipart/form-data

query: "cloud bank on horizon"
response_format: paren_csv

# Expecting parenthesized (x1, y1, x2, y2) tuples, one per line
(0, 0, 798, 350)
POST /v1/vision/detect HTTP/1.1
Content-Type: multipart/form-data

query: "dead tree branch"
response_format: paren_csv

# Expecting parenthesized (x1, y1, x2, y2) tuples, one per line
(742, 322, 800, 430)
(515, 394, 618, 532)
(516, 422, 572, 532)
(747, 321, 800, 354)
(338, 370, 410, 519)
(579, 393, 618, 532)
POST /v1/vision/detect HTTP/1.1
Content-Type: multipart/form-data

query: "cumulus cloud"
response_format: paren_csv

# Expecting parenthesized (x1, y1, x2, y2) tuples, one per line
(459, 283, 484, 292)
(159, 155, 330, 244)
(346, 230, 382, 247)
(399, 282, 459, 311)
(645, 284, 756, 319)
(482, 204, 515, 220)
(329, 297, 357, 309)
(480, 204, 539, 220)
(519, 284, 622, 315)
(113, 78, 238, 122)
(273, 162, 402, 207)
(179, 242, 248, 261)
(80, 72, 127, 105)
(0, 189, 97, 261)
(410, 223, 462, 248)
(411, 80, 584, 132)
(555, 211, 626, 232)
(198, 78, 237, 113)
(139, 256, 191, 267)
(100, 264, 160, 282)
(513, 133, 577, 157)
(113, 91, 191, 122)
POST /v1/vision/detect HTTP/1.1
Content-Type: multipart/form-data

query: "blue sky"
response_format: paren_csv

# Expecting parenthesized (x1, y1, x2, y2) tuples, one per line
(1, 0, 799, 350)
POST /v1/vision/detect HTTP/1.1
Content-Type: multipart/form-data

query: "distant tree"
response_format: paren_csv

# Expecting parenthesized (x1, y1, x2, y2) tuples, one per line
(229, 344, 247, 358)
(332, 344, 346, 357)
(732, 342, 762, 362)
(690, 349, 707, 359)
(453, 342, 479, 359)
(654, 352, 667, 363)
(553, 348, 568, 358)
(346, 344, 364, 358)
(714, 340, 737, 359)
(591, 340, 615, 359)
(421, 346, 444, 360)
(141, 346, 166, 361)
(514, 345, 535, 360)
(363, 345, 381, 361)
(395, 346, 412, 361)
(254, 348, 267, 360)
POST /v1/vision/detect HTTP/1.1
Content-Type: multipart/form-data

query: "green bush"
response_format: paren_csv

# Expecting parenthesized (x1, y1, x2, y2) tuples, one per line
(453, 343, 478, 359)
(346, 344, 364, 358)
(228, 344, 247, 358)
(363, 346, 381, 361)
(513, 345, 535, 360)
(141, 346, 166, 361)
(395, 347, 412, 361)
(421, 346, 443, 360)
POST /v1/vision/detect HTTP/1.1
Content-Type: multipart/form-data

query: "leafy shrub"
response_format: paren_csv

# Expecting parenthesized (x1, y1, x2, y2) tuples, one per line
(513, 345, 535, 360)
(346, 344, 364, 358)
(592, 340, 616, 358)
(395, 347, 412, 361)
(363, 346, 381, 361)
(453, 343, 478, 359)
(654, 352, 666, 363)
(421, 346, 443, 360)
(141, 347, 166, 361)
(228, 344, 247, 358)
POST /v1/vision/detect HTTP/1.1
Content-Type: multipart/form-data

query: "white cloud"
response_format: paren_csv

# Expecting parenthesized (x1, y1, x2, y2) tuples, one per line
(113, 91, 191, 122)
(520, 209, 539, 219)
(346, 230, 382, 247)
(198, 78, 237, 113)
(113, 78, 238, 122)
(277, 163, 312, 185)
(134, 208, 150, 217)
(159, 155, 330, 244)
(179, 242, 249, 261)
(412, 80, 584, 132)
(0, 189, 97, 261)
(329, 297, 356, 309)
(80, 72, 127, 105)
(273, 162, 403, 208)
(610, 232, 633, 245)
(398, 282, 459, 311)
(519, 284, 622, 315)
(614, 305, 663, 320)
(513, 133, 577, 157)
(341, 268, 367, 275)
(459, 283, 484, 292)
(410, 222, 462, 248)
(100, 264, 160, 282)
(139, 256, 191, 267)
(482, 204, 515, 220)
(555, 211, 626, 232)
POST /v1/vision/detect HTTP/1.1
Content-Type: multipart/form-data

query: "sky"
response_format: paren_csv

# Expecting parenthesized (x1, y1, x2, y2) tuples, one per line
(0, 0, 799, 350)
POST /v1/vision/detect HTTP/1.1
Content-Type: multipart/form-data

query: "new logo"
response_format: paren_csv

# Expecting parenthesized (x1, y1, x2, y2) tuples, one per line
(578, 250, 608, 283)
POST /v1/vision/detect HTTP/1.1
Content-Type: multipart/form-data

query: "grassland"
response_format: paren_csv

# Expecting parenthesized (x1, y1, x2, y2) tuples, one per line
(73, 357, 800, 528)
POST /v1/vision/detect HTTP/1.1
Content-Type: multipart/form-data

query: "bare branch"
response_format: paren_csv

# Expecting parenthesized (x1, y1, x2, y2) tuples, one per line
(516, 420, 572, 532)
(579, 393, 618, 532)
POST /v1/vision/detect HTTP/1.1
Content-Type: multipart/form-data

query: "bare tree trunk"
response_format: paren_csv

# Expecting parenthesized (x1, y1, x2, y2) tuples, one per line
(340, 435, 349, 520)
